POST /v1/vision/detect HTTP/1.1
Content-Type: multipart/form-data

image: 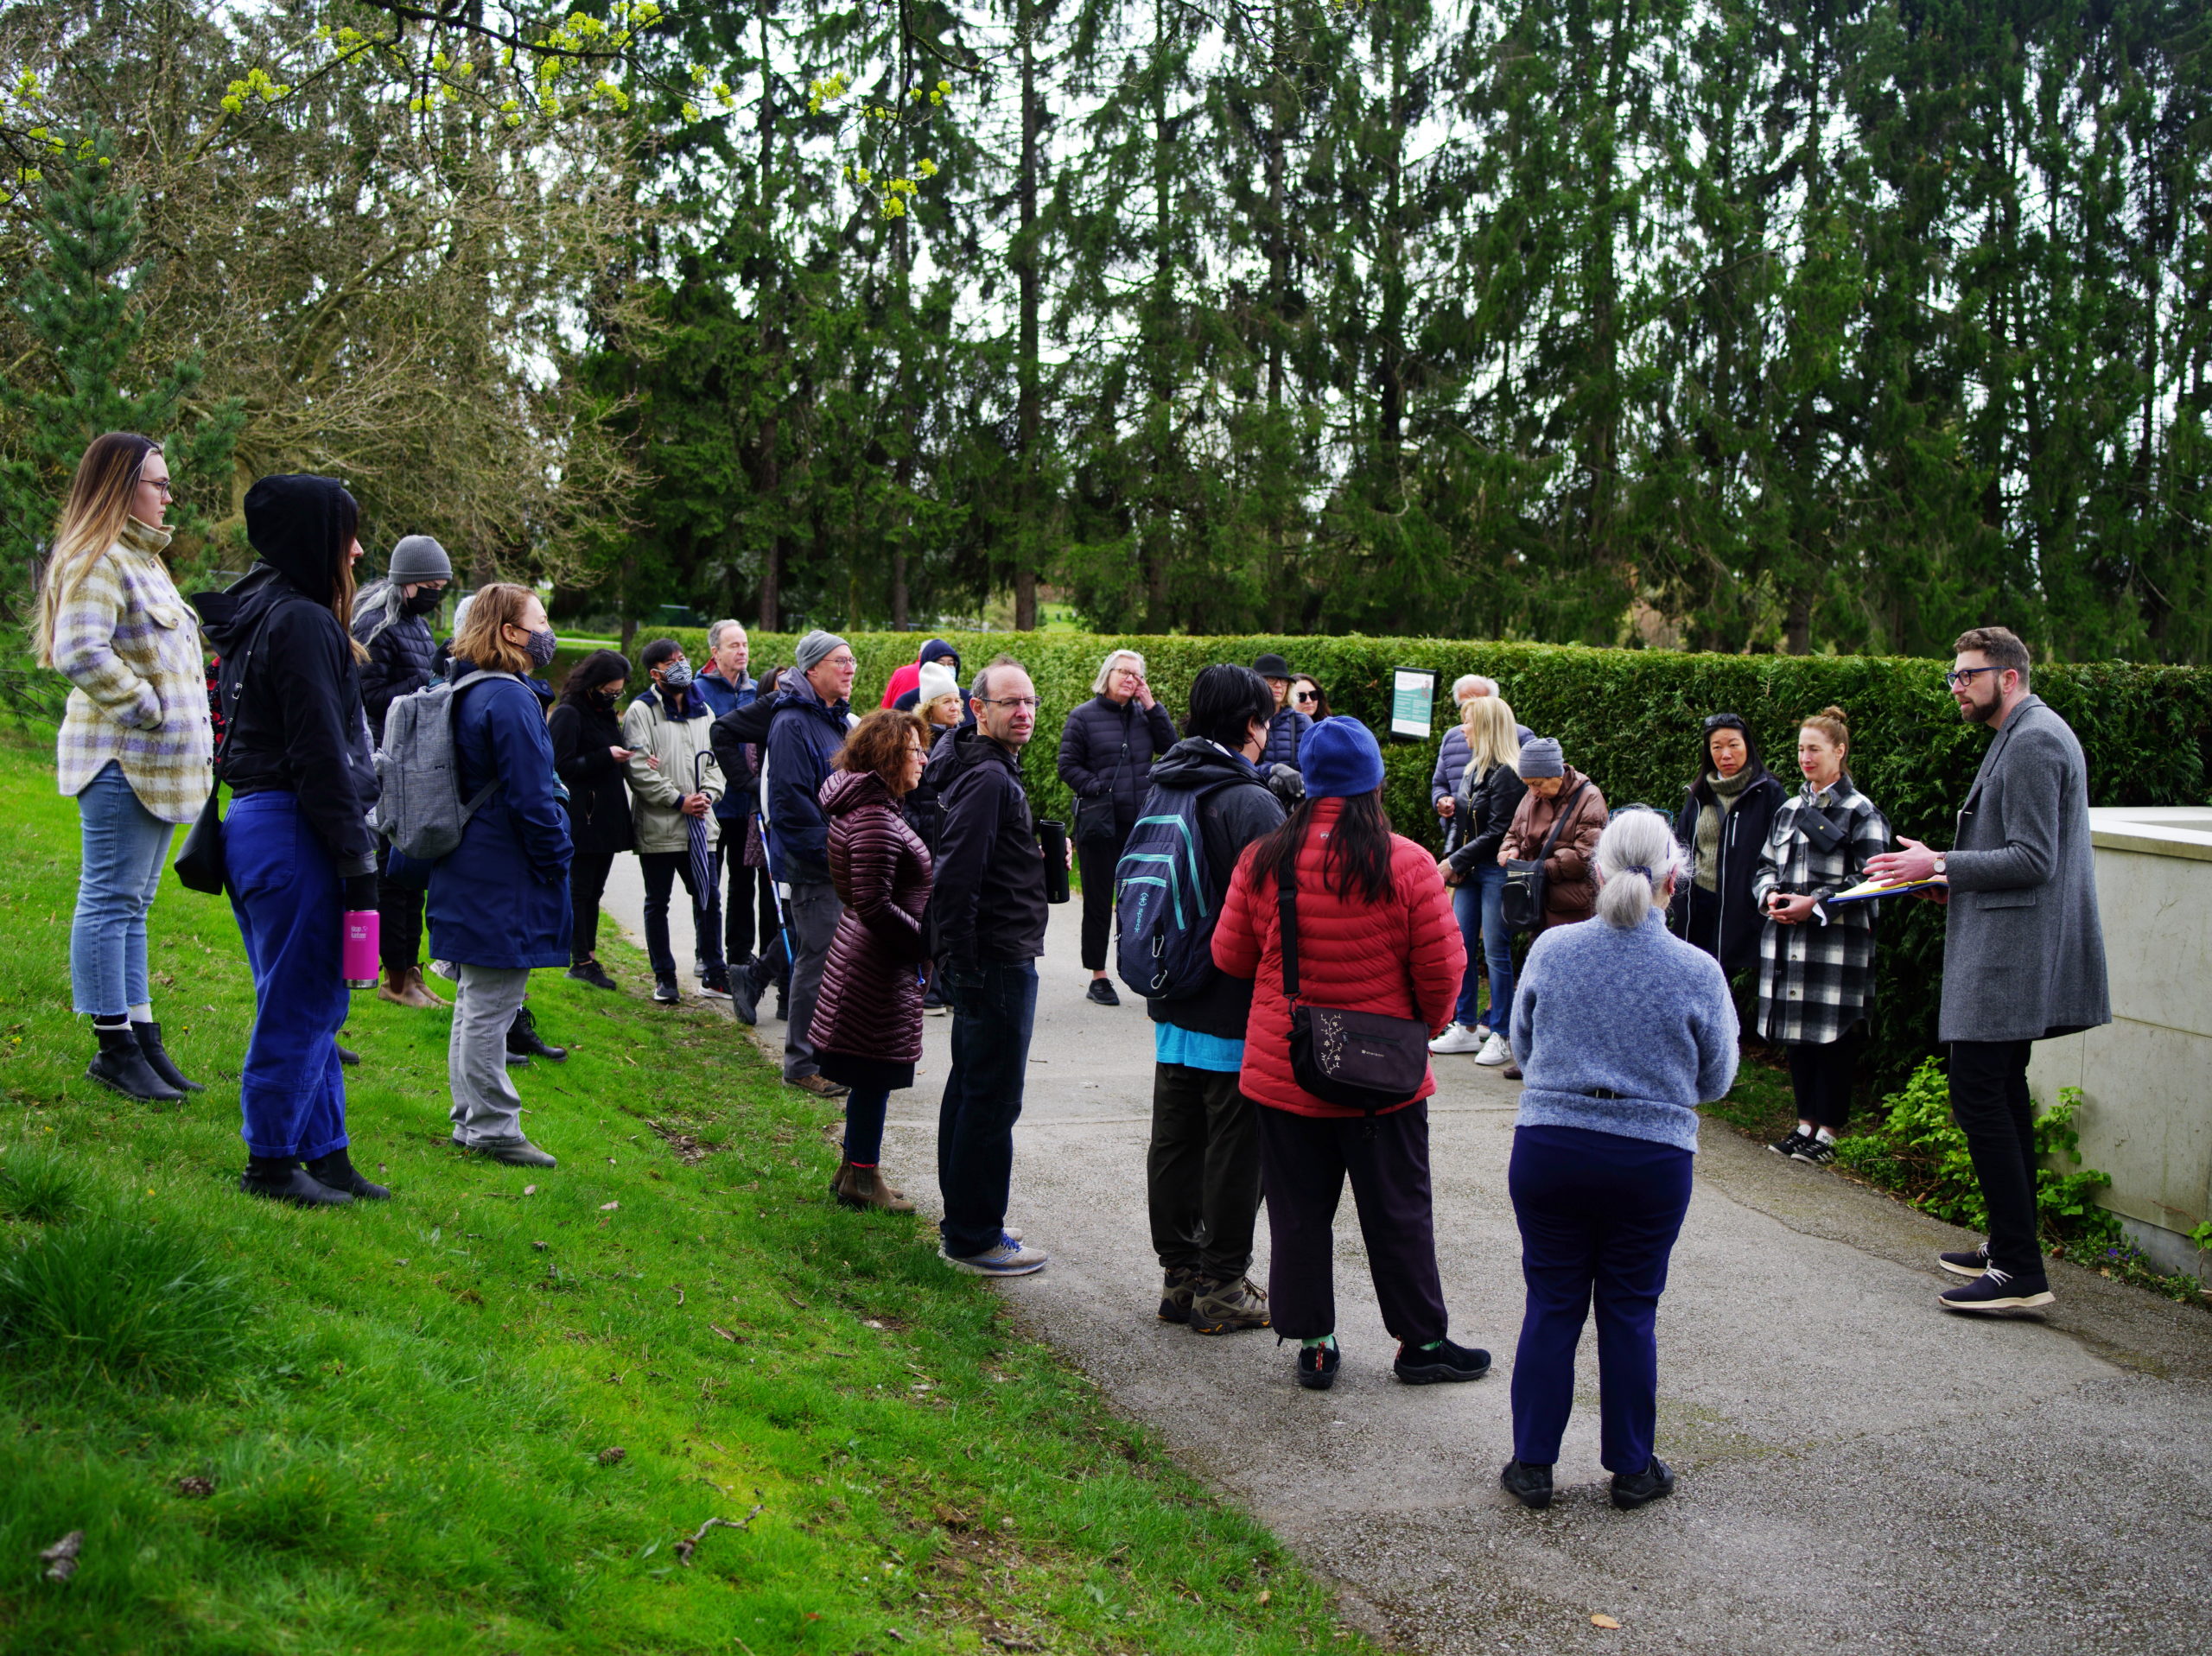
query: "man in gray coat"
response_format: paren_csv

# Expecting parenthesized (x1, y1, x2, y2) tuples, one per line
(1866, 625, 2109, 1317)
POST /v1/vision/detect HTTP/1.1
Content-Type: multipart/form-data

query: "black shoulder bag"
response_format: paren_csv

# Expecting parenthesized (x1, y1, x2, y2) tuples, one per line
(1500, 779, 1587, 933)
(1279, 854, 1432, 1114)
(173, 607, 277, 896)
(1075, 708, 1131, 846)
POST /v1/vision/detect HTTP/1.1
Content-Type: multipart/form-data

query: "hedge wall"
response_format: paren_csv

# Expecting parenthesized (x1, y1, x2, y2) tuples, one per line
(594, 631, 2212, 1088)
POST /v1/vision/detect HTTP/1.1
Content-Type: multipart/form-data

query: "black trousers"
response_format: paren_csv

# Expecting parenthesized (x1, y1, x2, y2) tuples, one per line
(569, 850, 615, 963)
(1255, 1101, 1448, 1346)
(1076, 818, 1133, 972)
(715, 853, 779, 967)
(376, 847, 427, 976)
(1784, 1023, 1863, 1133)
(1147, 1063, 1263, 1282)
(1948, 1039, 2044, 1278)
(639, 851, 722, 978)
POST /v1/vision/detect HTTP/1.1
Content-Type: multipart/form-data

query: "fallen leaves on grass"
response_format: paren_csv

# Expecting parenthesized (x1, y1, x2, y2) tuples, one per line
(598, 1447, 626, 1466)
(174, 1475, 215, 1499)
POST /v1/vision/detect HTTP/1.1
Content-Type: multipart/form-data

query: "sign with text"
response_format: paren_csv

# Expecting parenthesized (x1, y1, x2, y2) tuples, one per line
(1389, 667, 1438, 740)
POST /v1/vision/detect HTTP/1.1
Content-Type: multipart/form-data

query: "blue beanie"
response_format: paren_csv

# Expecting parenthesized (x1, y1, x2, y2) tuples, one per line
(1300, 717, 1386, 799)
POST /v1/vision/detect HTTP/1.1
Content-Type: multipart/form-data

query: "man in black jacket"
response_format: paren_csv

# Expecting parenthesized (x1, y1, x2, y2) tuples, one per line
(766, 631, 856, 1095)
(928, 657, 1053, 1277)
(349, 534, 451, 1010)
(1140, 665, 1286, 1334)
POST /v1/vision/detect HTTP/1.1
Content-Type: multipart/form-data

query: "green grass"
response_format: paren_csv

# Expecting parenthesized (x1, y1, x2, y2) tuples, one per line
(0, 731, 1364, 1654)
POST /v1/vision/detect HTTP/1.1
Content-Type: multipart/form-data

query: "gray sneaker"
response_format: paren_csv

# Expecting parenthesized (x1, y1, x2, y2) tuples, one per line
(939, 1238, 1049, 1277)
(456, 1137, 558, 1168)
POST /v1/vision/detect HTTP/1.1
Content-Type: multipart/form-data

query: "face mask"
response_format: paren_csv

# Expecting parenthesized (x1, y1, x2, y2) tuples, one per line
(592, 688, 620, 709)
(658, 660, 693, 690)
(525, 627, 558, 669)
(404, 587, 445, 616)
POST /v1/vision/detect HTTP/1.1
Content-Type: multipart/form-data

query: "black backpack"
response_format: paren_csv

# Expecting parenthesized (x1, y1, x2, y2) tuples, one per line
(1113, 775, 1242, 1002)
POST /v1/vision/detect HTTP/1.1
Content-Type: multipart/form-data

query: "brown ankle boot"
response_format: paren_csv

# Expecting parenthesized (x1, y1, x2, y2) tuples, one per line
(397, 965, 446, 1009)
(832, 1161, 915, 1214)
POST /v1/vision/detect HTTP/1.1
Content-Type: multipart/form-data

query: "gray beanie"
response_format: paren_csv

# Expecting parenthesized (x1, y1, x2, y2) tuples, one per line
(1516, 736, 1565, 779)
(794, 629, 849, 674)
(388, 534, 452, 584)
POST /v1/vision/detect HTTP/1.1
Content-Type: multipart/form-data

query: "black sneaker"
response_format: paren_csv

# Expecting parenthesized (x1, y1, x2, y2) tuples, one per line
(728, 962, 762, 1026)
(1157, 1266, 1200, 1324)
(1938, 1267, 2054, 1316)
(1938, 1241, 1992, 1278)
(566, 960, 619, 991)
(1085, 977, 1120, 1006)
(1611, 1456, 1676, 1511)
(1294, 1342, 1340, 1391)
(1770, 1129, 1811, 1158)
(1500, 1459, 1554, 1511)
(1790, 1136, 1837, 1165)
(1394, 1336, 1491, 1384)
(698, 968, 733, 1001)
(652, 973, 681, 1005)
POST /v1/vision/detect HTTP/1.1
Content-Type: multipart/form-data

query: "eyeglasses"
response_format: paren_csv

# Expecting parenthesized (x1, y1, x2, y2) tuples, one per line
(1944, 666, 1998, 688)
(823, 654, 856, 669)
(980, 696, 1040, 711)
(140, 477, 174, 499)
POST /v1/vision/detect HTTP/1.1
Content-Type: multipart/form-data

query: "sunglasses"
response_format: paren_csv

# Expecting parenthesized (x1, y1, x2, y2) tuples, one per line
(1294, 690, 1319, 704)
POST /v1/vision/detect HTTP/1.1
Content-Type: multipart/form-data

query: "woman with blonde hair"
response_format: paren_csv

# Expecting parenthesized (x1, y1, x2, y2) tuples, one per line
(1431, 693, 1528, 1063)
(1056, 646, 1177, 1005)
(428, 583, 574, 1169)
(40, 435, 213, 1101)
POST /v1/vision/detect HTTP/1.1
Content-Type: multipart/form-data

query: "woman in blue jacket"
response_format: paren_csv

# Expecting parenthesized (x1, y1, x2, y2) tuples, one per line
(429, 583, 574, 1168)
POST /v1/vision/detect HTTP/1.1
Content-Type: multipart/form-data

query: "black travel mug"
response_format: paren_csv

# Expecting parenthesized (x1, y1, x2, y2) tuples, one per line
(1038, 818, 1071, 904)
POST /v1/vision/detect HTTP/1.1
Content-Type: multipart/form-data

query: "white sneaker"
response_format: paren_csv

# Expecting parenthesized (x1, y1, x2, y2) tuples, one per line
(1474, 1031, 1512, 1066)
(1429, 1023, 1486, 1055)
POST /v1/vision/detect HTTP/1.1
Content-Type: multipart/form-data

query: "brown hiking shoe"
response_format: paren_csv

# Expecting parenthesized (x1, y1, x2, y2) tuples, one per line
(1157, 1266, 1202, 1324)
(1190, 1276, 1271, 1335)
(831, 1162, 915, 1214)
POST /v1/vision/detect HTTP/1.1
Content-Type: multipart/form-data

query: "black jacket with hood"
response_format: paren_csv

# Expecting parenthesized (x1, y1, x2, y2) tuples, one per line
(925, 724, 1048, 967)
(1141, 737, 1287, 1042)
(193, 475, 379, 879)
(349, 581, 438, 741)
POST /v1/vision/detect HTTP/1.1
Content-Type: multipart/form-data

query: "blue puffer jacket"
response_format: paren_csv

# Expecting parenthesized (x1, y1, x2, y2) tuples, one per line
(765, 671, 852, 884)
(1261, 706, 1311, 770)
(427, 674, 574, 968)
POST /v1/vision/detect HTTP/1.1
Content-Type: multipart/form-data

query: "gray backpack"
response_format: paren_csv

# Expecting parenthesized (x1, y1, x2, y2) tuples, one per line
(368, 670, 518, 860)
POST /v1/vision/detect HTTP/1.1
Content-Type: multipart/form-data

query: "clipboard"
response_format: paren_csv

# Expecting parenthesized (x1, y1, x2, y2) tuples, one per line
(1827, 876, 1944, 905)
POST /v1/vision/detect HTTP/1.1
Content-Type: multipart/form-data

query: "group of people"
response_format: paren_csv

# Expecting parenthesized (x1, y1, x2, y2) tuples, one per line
(41, 431, 2109, 1509)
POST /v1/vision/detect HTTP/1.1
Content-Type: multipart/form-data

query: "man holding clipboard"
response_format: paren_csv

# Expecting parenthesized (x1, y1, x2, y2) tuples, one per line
(1863, 627, 2109, 1317)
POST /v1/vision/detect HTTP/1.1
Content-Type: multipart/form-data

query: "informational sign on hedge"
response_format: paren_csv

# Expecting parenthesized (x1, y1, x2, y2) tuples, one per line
(1389, 666, 1437, 739)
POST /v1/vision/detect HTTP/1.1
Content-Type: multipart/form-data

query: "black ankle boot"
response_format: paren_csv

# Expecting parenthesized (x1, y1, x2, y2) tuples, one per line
(239, 1155, 353, 1207)
(304, 1146, 391, 1200)
(87, 1023, 184, 1102)
(505, 1005, 567, 1063)
(132, 1020, 205, 1094)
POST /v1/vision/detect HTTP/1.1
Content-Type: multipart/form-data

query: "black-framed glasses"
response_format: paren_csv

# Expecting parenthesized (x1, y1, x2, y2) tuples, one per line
(1944, 666, 1998, 688)
(980, 695, 1040, 711)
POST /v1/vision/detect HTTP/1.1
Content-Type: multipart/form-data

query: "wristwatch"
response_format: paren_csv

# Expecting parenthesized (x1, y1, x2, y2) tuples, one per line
(1932, 855, 1947, 877)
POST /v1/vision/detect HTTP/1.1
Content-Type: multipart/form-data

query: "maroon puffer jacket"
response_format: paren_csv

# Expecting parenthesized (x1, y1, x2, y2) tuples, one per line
(807, 768, 934, 1067)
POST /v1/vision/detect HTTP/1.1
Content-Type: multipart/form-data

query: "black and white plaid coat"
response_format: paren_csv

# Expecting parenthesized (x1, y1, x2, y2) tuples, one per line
(1749, 777, 1891, 1046)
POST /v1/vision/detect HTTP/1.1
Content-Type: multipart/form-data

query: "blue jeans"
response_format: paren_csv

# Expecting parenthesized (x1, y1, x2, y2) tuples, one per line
(1508, 1124, 1693, 1475)
(937, 959, 1039, 1257)
(70, 762, 175, 1018)
(225, 791, 351, 1162)
(1452, 863, 1514, 1031)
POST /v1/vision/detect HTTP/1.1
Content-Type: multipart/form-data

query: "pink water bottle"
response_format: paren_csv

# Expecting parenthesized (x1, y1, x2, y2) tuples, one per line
(342, 910, 380, 989)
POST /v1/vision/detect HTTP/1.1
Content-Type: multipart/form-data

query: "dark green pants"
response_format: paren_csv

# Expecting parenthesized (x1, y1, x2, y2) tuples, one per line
(1147, 1062, 1262, 1282)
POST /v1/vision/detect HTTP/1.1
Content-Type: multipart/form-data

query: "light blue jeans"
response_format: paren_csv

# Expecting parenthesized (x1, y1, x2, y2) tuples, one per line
(1452, 862, 1515, 1031)
(70, 761, 175, 1018)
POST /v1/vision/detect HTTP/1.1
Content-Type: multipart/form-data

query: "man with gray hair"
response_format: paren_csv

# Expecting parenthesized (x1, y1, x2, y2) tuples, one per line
(692, 619, 772, 975)
(765, 630, 859, 1096)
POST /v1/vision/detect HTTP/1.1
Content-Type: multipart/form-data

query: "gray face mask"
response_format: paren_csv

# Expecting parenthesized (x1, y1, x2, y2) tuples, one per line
(658, 660, 693, 690)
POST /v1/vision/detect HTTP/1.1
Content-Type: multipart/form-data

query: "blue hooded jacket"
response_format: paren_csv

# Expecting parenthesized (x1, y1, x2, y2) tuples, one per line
(427, 674, 574, 968)
(765, 669, 851, 883)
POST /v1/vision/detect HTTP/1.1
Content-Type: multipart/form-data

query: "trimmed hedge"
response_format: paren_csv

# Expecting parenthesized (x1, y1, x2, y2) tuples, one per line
(601, 631, 2212, 1087)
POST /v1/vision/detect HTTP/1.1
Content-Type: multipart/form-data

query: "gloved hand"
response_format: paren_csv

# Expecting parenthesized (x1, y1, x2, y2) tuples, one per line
(341, 872, 379, 911)
(1266, 764, 1305, 809)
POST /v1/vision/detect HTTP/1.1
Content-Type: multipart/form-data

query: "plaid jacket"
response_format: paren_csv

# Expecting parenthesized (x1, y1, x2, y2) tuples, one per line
(1748, 777, 1891, 1045)
(51, 527, 214, 825)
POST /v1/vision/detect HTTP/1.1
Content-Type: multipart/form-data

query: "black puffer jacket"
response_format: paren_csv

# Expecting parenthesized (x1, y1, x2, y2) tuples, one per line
(1445, 761, 1529, 878)
(193, 476, 379, 878)
(1669, 769, 1786, 974)
(925, 725, 1047, 966)
(548, 695, 636, 855)
(350, 581, 437, 742)
(1140, 738, 1287, 1042)
(1058, 694, 1179, 826)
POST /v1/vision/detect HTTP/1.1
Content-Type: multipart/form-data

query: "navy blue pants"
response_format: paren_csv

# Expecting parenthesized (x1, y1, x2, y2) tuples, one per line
(225, 791, 350, 1162)
(1508, 1124, 1693, 1475)
(937, 959, 1038, 1257)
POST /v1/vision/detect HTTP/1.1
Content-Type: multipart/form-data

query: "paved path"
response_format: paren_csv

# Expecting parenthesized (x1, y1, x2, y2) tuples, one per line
(602, 876, 2212, 1654)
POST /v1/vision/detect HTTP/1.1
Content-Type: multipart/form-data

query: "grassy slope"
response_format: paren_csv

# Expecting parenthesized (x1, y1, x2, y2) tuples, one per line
(0, 732, 1361, 1655)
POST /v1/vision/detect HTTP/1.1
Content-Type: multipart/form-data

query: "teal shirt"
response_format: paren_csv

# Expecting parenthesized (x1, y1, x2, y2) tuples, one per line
(1154, 1022, 1244, 1074)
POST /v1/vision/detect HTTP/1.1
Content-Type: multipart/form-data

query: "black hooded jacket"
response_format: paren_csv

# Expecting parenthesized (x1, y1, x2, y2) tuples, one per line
(924, 724, 1048, 965)
(192, 475, 379, 878)
(1141, 737, 1287, 1041)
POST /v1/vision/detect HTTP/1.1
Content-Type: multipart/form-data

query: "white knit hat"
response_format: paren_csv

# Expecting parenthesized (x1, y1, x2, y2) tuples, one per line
(918, 660, 961, 706)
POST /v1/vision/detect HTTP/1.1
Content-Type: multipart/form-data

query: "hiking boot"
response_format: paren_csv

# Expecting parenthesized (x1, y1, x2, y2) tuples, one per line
(1085, 977, 1120, 1006)
(789, 1074, 849, 1100)
(1938, 1241, 1993, 1278)
(1190, 1276, 1271, 1335)
(1938, 1267, 2054, 1316)
(239, 1157, 353, 1208)
(1157, 1266, 1201, 1324)
(1770, 1128, 1812, 1158)
(304, 1146, 391, 1200)
(1500, 1459, 1554, 1511)
(506, 1005, 567, 1063)
(132, 1020, 204, 1094)
(1611, 1456, 1676, 1510)
(1293, 1342, 1340, 1390)
(1428, 1022, 1485, 1055)
(86, 1023, 183, 1102)
(567, 960, 619, 992)
(939, 1238, 1049, 1277)
(652, 973, 681, 1005)
(772, 987, 789, 1022)
(831, 1162, 915, 1214)
(1790, 1136, 1837, 1166)
(1394, 1336, 1492, 1384)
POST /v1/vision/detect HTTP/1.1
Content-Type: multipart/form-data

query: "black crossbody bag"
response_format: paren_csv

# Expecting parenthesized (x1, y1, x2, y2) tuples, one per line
(172, 606, 277, 896)
(1500, 779, 1586, 932)
(1278, 855, 1431, 1114)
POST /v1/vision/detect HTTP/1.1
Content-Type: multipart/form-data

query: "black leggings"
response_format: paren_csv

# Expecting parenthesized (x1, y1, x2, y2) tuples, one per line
(569, 850, 615, 962)
(1077, 820, 1132, 972)
(1785, 1025, 1864, 1133)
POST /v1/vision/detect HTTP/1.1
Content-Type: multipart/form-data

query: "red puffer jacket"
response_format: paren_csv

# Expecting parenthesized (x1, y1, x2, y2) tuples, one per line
(1211, 799, 1465, 1118)
(807, 769, 934, 1066)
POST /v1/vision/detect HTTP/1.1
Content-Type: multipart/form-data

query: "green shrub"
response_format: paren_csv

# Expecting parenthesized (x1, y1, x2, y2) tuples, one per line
(1834, 1059, 2123, 1250)
(0, 1144, 83, 1222)
(626, 630, 2209, 1088)
(0, 1211, 251, 1391)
